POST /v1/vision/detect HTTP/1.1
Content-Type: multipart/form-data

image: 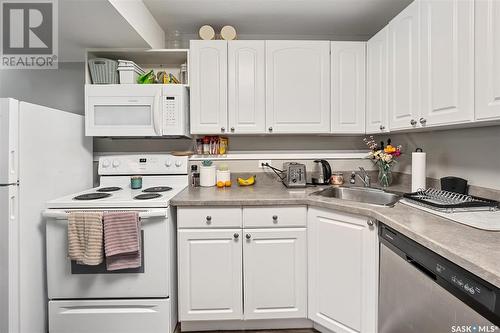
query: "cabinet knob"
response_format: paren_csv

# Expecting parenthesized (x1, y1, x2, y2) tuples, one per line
(272, 215, 278, 223)
(379, 125, 385, 131)
(245, 233, 251, 240)
(233, 233, 239, 239)
(268, 127, 273, 132)
(230, 127, 235, 132)
(221, 127, 225, 133)
(410, 119, 417, 126)
(367, 220, 374, 226)
(206, 216, 212, 224)
(419, 117, 427, 125)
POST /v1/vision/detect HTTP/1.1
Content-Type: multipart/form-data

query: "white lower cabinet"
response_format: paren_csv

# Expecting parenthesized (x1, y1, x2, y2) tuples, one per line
(178, 229, 243, 321)
(243, 228, 307, 319)
(177, 206, 308, 323)
(307, 207, 378, 333)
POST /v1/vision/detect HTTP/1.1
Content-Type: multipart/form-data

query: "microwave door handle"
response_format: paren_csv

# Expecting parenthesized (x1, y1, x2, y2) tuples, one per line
(153, 93, 162, 136)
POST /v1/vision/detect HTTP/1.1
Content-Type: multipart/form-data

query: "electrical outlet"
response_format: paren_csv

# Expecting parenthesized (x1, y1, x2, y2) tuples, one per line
(259, 160, 271, 168)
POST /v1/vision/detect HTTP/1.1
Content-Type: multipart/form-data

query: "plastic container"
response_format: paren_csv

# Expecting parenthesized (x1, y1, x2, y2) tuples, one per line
(117, 60, 145, 84)
(88, 58, 119, 84)
(118, 66, 145, 84)
(216, 169, 231, 183)
(200, 165, 216, 187)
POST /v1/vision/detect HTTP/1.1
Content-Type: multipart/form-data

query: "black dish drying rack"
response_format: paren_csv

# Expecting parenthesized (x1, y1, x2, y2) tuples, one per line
(403, 188, 500, 213)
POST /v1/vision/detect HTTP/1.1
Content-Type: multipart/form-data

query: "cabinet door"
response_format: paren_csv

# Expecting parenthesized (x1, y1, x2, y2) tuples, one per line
(388, 1, 421, 130)
(307, 208, 378, 333)
(243, 228, 307, 320)
(228, 41, 266, 134)
(420, 0, 474, 127)
(366, 27, 390, 134)
(266, 41, 330, 133)
(331, 42, 366, 134)
(178, 229, 243, 321)
(476, 0, 500, 121)
(190, 40, 228, 134)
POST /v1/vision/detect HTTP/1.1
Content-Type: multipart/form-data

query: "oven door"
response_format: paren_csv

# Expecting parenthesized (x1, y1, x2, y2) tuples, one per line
(85, 85, 162, 137)
(45, 209, 170, 299)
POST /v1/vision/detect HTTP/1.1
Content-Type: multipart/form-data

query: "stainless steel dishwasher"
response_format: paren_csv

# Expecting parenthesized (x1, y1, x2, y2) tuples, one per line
(378, 224, 500, 333)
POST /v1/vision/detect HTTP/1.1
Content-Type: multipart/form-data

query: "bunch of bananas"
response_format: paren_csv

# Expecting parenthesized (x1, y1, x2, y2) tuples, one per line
(237, 175, 256, 186)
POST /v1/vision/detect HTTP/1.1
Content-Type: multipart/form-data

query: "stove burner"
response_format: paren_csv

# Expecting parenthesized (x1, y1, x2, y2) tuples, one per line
(143, 186, 172, 193)
(97, 187, 122, 192)
(73, 193, 111, 201)
(134, 193, 162, 200)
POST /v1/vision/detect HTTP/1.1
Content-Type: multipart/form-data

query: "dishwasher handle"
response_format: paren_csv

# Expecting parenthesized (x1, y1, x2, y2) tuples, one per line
(405, 255, 437, 281)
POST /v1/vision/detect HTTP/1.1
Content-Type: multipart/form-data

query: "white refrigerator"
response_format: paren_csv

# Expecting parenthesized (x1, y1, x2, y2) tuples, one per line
(0, 98, 93, 333)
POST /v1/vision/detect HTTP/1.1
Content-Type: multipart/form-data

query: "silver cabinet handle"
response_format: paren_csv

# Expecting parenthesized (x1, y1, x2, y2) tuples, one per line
(367, 220, 374, 226)
(268, 127, 273, 132)
(221, 127, 225, 132)
(234, 233, 239, 239)
(206, 216, 212, 224)
(246, 233, 251, 240)
(272, 215, 278, 223)
(380, 125, 385, 131)
(230, 127, 235, 132)
(410, 119, 417, 126)
(419, 117, 427, 125)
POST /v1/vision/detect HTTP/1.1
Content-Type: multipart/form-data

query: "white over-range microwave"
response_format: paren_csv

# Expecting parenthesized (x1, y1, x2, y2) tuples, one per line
(85, 84, 189, 137)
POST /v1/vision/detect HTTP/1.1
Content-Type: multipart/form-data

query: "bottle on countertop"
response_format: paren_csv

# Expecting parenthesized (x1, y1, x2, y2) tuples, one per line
(191, 165, 200, 187)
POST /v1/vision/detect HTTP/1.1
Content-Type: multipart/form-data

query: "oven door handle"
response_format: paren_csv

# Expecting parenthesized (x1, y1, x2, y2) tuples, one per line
(42, 209, 168, 220)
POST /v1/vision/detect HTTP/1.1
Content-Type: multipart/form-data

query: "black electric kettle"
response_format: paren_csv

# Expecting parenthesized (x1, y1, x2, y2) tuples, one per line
(313, 160, 332, 185)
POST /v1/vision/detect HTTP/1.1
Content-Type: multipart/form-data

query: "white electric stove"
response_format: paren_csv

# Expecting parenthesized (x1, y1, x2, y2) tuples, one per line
(43, 154, 188, 333)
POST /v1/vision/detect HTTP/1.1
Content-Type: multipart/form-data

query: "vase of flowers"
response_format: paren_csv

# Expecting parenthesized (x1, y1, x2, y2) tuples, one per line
(363, 136, 402, 188)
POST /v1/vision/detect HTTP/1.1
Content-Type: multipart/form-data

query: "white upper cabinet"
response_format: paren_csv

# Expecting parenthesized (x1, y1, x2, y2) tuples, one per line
(366, 27, 390, 134)
(388, 1, 421, 131)
(190, 40, 228, 134)
(177, 229, 243, 321)
(228, 41, 266, 134)
(420, 0, 474, 127)
(243, 228, 307, 320)
(265, 41, 331, 133)
(475, 0, 500, 121)
(331, 42, 366, 134)
(308, 208, 378, 333)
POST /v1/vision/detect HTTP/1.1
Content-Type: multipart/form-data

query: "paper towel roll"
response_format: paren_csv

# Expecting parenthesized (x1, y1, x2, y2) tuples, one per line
(411, 149, 426, 192)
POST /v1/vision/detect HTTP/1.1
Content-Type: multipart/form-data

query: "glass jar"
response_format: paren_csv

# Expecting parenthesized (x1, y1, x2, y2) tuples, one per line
(331, 172, 344, 185)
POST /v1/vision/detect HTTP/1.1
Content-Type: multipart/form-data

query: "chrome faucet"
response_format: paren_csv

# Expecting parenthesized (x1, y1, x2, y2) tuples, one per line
(357, 167, 371, 187)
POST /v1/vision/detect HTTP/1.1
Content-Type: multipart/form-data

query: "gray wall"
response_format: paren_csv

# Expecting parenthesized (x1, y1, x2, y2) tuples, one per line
(0, 62, 85, 114)
(386, 126, 500, 190)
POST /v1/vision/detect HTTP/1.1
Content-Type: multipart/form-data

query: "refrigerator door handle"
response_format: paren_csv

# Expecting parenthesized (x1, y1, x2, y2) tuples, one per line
(0, 182, 18, 187)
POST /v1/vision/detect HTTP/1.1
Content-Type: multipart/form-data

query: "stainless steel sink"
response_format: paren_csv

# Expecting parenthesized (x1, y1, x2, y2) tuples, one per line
(312, 186, 400, 207)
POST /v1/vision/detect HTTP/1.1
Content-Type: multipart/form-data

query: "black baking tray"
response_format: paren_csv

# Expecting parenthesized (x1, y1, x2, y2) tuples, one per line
(403, 192, 500, 210)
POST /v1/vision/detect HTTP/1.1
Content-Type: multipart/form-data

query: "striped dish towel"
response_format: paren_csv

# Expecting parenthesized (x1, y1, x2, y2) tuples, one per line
(103, 211, 141, 271)
(68, 212, 104, 265)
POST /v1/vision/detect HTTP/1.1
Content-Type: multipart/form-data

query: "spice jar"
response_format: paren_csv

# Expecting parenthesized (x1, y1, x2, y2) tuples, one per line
(331, 172, 344, 185)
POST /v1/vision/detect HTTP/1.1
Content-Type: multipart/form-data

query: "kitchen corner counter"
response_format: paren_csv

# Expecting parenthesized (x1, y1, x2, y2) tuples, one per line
(171, 179, 500, 289)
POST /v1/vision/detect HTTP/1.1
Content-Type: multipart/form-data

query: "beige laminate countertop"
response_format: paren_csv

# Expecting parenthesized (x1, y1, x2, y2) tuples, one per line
(171, 180, 500, 288)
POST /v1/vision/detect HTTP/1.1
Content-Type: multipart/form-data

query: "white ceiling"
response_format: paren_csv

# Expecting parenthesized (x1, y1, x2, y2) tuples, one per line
(143, 0, 413, 41)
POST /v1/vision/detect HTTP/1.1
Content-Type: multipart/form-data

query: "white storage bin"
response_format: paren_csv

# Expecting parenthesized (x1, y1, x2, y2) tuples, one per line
(118, 67, 142, 84)
(117, 60, 145, 84)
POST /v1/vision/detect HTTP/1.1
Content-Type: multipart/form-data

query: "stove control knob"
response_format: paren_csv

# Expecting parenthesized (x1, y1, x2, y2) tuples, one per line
(175, 160, 183, 167)
(102, 159, 110, 168)
(165, 159, 172, 167)
(112, 160, 120, 168)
